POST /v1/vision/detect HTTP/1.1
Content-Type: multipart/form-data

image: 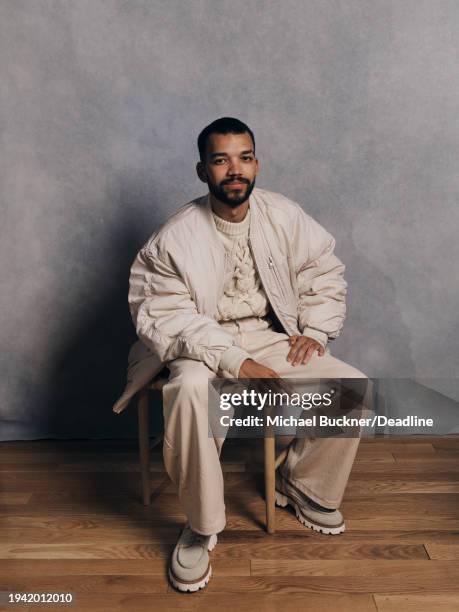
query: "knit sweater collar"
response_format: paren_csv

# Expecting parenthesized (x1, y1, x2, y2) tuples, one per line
(211, 207, 251, 236)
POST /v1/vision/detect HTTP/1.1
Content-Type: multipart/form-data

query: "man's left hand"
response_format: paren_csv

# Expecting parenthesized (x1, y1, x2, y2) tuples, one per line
(287, 335, 325, 366)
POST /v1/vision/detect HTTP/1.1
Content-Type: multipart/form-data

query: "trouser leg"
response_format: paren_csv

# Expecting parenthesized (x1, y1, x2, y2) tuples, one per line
(243, 322, 370, 509)
(280, 437, 360, 509)
(162, 357, 226, 536)
(279, 372, 372, 509)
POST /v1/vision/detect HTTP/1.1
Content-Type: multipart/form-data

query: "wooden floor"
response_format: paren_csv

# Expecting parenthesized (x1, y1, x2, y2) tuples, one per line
(1, 436, 458, 611)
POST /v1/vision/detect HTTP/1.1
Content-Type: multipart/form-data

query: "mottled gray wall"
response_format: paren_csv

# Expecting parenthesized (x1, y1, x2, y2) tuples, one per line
(1, 0, 458, 440)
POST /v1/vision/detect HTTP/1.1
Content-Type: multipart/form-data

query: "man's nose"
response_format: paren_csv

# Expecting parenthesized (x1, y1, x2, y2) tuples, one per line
(227, 158, 242, 175)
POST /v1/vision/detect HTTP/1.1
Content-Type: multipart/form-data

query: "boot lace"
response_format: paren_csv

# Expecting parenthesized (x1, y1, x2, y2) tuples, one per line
(182, 526, 205, 548)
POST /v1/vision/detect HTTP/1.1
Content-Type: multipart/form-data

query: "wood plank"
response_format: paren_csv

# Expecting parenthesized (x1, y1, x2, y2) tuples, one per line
(55, 461, 245, 473)
(360, 437, 457, 445)
(1, 437, 452, 453)
(4, 476, 459, 504)
(2, 593, 197, 612)
(0, 445, 441, 473)
(213, 542, 428, 561)
(225, 471, 459, 489)
(373, 594, 459, 611)
(0, 440, 141, 451)
(349, 462, 459, 474)
(425, 544, 459, 560)
(0, 559, 248, 583)
(0, 527, 175, 545)
(341, 494, 459, 515)
(18, 491, 459, 511)
(2, 509, 458, 533)
(0, 528, 428, 559)
(193, 574, 459, 595)
(0, 592, 377, 612)
(184, 593, 378, 611)
(361, 443, 436, 455)
(20, 487, 459, 507)
(0, 493, 32, 505)
(2, 515, 458, 543)
(0, 516, 162, 530)
(0, 559, 174, 576)
(2, 467, 459, 497)
(1, 465, 450, 486)
(391, 453, 459, 464)
(345, 479, 459, 495)
(431, 438, 459, 450)
(344, 517, 459, 531)
(354, 452, 396, 463)
(0, 543, 246, 567)
(432, 449, 459, 459)
(15, 492, 456, 520)
(0, 462, 59, 472)
(0, 452, 150, 463)
(0, 536, 451, 562)
(251, 558, 459, 577)
(0, 574, 168, 594)
(0, 543, 178, 560)
(0, 473, 174, 495)
(393, 451, 459, 462)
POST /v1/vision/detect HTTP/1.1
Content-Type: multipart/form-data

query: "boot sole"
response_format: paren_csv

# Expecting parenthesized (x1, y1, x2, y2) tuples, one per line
(169, 534, 217, 593)
(275, 490, 345, 535)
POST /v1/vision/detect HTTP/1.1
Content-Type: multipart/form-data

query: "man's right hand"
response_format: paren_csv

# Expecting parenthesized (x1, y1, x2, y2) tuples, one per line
(238, 358, 293, 395)
(238, 358, 280, 379)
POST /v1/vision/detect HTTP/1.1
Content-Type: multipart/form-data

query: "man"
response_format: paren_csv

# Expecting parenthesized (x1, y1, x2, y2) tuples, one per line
(127, 117, 368, 592)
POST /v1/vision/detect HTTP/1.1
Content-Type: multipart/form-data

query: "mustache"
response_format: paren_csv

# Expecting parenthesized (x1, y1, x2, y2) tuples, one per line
(222, 178, 250, 185)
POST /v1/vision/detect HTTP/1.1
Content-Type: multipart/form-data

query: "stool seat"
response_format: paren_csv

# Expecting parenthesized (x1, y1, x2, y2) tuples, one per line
(149, 377, 168, 391)
(148, 367, 169, 391)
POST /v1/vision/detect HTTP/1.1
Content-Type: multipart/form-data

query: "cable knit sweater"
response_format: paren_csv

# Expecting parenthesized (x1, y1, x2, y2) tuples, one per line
(212, 207, 270, 321)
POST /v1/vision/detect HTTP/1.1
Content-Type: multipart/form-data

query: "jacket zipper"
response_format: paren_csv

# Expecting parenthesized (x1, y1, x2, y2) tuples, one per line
(248, 237, 295, 336)
(268, 255, 287, 303)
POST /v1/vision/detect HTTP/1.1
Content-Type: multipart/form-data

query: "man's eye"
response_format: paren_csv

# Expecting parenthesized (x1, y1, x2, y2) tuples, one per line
(242, 156, 254, 161)
(214, 159, 226, 164)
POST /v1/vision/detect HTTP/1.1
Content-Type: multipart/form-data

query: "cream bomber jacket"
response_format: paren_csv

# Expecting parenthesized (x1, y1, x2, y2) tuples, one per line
(113, 187, 347, 414)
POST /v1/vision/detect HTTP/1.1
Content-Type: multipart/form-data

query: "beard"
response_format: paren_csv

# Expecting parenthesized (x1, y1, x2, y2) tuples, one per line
(208, 176, 256, 207)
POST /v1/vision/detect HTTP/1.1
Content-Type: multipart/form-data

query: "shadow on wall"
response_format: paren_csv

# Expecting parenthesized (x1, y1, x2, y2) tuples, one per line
(335, 243, 416, 378)
(375, 378, 459, 435)
(43, 181, 167, 441)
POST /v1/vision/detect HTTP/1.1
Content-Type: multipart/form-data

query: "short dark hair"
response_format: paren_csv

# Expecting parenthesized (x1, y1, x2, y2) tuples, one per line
(197, 117, 255, 161)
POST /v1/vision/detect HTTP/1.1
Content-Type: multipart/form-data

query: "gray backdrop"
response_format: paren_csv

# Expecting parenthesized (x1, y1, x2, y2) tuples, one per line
(1, 0, 458, 440)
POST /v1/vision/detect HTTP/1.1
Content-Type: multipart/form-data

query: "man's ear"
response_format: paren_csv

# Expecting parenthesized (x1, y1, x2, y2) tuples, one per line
(196, 161, 207, 183)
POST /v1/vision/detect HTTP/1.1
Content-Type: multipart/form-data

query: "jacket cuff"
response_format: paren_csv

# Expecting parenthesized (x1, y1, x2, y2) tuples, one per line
(302, 327, 328, 348)
(219, 346, 252, 378)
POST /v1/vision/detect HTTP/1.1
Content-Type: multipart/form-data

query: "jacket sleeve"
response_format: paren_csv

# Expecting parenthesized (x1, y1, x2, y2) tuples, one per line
(128, 242, 251, 377)
(294, 211, 347, 347)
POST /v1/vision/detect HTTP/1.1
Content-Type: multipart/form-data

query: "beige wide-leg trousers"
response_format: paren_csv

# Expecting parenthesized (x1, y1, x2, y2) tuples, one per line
(162, 315, 369, 536)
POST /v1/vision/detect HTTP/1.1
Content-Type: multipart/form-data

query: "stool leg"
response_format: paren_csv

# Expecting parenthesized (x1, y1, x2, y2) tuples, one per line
(138, 388, 151, 506)
(264, 435, 276, 534)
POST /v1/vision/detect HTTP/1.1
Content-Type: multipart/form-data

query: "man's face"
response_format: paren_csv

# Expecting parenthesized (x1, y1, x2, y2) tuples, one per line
(197, 132, 259, 207)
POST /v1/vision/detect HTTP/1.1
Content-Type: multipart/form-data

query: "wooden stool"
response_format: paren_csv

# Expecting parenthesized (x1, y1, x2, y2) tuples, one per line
(137, 371, 287, 534)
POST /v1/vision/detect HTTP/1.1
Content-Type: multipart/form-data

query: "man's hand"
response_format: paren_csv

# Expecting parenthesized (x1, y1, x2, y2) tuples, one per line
(238, 358, 292, 394)
(239, 358, 281, 379)
(287, 335, 325, 366)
